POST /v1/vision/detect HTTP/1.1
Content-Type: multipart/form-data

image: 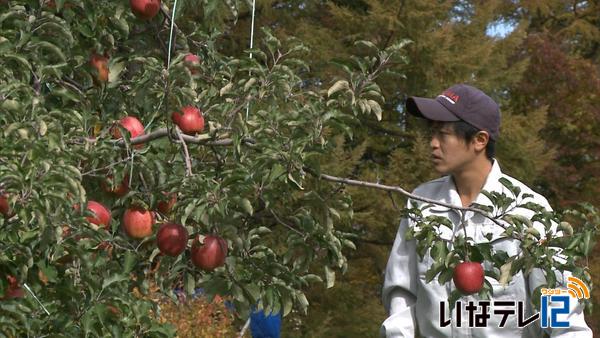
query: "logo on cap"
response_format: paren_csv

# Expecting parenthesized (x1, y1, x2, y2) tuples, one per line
(437, 90, 460, 105)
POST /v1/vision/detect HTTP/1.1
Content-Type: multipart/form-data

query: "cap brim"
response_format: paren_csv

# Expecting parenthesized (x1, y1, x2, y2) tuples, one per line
(406, 97, 460, 122)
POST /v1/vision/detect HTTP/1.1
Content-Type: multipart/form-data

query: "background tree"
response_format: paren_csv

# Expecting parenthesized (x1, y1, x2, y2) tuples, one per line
(217, 1, 600, 336)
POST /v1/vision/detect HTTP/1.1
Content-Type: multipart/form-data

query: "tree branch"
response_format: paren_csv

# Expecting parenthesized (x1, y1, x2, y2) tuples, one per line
(112, 127, 256, 147)
(303, 166, 505, 227)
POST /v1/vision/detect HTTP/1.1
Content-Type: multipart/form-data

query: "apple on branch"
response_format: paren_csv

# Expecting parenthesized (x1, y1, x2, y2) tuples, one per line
(191, 235, 228, 271)
(0, 192, 12, 218)
(130, 0, 161, 20)
(453, 261, 485, 295)
(84, 200, 112, 230)
(122, 206, 154, 239)
(1, 275, 24, 301)
(184, 53, 201, 74)
(157, 192, 177, 215)
(90, 53, 109, 84)
(111, 116, 145, 149)
(171, 106, 205, 135)
(156, 223, 188, 256)
(102, 175, 130, 197)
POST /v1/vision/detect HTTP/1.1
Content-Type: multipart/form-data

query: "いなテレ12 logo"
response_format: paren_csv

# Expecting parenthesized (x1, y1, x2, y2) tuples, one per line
(540, 276, 590, 328)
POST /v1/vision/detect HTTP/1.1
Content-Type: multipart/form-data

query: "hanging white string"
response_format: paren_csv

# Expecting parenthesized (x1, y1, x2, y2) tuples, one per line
(23, 283, 50, 315)
(249, 0, 257, 58)
(245, 0, 256, 119)
(241, 3, 257, 331)
(167, 0, 179, 68)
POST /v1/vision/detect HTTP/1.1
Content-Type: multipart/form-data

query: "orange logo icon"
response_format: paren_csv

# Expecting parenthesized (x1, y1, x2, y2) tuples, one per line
(566, 276, 590, 299)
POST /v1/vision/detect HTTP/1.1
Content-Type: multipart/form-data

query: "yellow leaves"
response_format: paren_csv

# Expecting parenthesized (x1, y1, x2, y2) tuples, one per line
(156, 292, 236, 337)
(327, 80, 349, 97)
(499, 261, 513, 286)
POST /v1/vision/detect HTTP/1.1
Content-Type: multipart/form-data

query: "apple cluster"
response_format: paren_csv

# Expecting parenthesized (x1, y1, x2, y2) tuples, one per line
(1, 0, 222, 302)
(76, 198, 228, 272)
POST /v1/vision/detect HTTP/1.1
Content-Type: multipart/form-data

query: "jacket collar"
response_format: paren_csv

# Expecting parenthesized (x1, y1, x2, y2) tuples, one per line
(444, 159, 503, 209)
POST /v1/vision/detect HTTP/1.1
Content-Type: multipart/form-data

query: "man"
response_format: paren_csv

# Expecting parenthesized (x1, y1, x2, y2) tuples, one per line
(380, 84, 592, 337)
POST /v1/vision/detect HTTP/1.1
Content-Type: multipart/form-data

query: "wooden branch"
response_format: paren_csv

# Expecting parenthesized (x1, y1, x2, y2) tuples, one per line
(112, 127, 256, 147)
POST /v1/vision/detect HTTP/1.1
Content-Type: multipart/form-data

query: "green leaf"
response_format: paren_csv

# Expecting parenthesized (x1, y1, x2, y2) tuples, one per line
(102, 274, 128, 289)
(448, 289, 462, 311)
(425, 262, 444, 283)
(281, 292, 293, 317)
(287, 172, 304, 190)
(240, 198, 253, 215)
(28, 41, 66, 63)
(123, 251, 136, 274)
(185, 273, 195, 296)
(245, 283, 261, 303)
(438, 266, 454, 284)
(108, 61, 126, 85)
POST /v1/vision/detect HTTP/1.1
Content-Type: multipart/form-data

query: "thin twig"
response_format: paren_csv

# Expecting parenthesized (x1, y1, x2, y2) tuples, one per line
(267, 207, 303, 236)
(175, 127, 193, 176)
(82, 156, 134, 176)
(59, 77, 86, 95)
(31, 71, 41, 95)
(388, 191, 400, 211)
(160, 6, 180, 37)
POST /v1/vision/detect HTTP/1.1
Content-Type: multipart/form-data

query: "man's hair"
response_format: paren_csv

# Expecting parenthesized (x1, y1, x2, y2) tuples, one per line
(450, 121, 496, 160)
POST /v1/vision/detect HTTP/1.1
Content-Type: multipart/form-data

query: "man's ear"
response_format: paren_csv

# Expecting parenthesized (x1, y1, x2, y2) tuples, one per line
(472, 131, 489, 152)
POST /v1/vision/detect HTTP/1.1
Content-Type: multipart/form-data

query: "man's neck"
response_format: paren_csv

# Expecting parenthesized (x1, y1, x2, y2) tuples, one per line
(451, 158, 493, 207)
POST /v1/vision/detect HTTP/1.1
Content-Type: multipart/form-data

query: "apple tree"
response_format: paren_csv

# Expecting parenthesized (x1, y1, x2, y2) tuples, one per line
(0, 0, 407, 335)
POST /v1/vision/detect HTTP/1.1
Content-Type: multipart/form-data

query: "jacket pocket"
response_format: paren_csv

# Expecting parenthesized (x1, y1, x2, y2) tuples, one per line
(487, 271, 526, 300)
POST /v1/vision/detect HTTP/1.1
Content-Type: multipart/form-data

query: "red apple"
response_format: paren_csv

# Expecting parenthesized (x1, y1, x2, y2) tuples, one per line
(102, 175, 130, 197)
(184, 53, 201, 74)
(90, 53, 109, 83)
(1, 275, 24, 300)
(0, 193, 11, 217)
(130, 0, 161, 20)
(106, 304, 121, 316)
(156, 223, 188, 256)
(191, 235, 227, 271)
(122, 207, 154, 239)
(86, 201, 112, 229)
(453, 261, 485, 294)
(111, 116, 145, 148)
(2, 286, 24, 300)
(157, 192, 176, 214)
(171, 106, 205, 135)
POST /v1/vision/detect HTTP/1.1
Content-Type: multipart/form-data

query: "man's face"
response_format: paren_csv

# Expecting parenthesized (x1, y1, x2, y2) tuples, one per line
(428, 122, 476, 175)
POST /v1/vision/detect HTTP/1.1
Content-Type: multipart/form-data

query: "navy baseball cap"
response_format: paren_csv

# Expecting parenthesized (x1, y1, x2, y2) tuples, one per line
(405, 84, 501, 140)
